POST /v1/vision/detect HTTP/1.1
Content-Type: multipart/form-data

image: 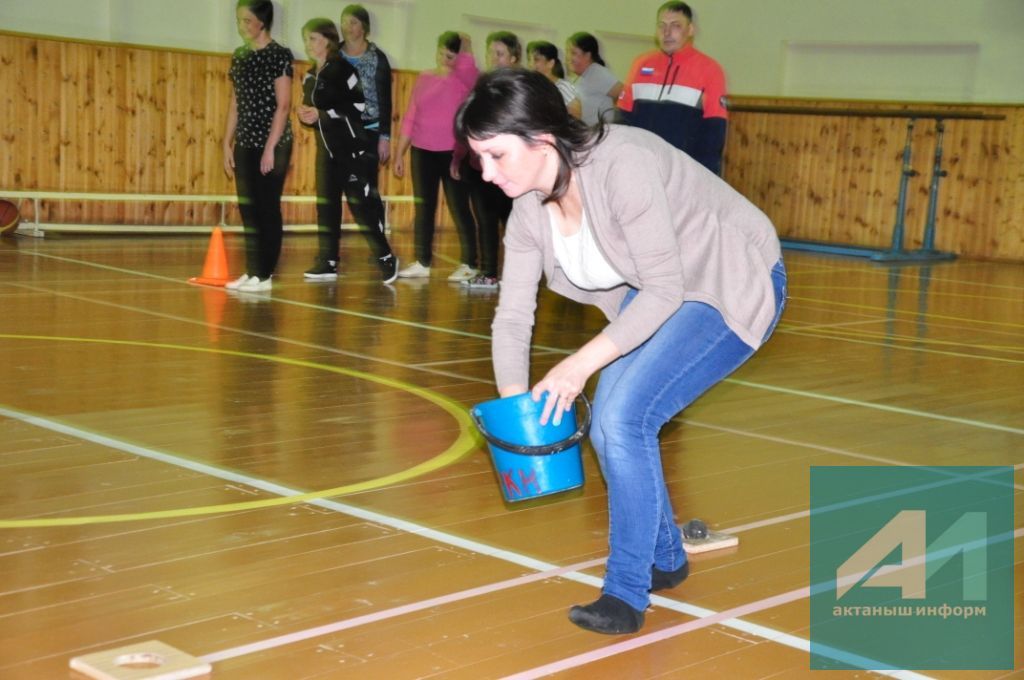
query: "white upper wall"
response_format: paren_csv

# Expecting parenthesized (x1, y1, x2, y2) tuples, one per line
(2, 0, 1022, 103)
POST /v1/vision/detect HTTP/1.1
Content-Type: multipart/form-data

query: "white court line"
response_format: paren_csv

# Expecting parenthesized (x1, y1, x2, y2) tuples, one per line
(13, 251, 1024, 436)
(0, 404, 828, 664)
(11, 402, 1017, 677)
(780, 317, 888, 331)
(503, 528, 1024, 680)
(8, 250, 1020, 674)
(726, 379, 1024, 436)
(685, 420, 1024, 496)
(777, 327, 1024, 365)
(10, 282, 492, 387)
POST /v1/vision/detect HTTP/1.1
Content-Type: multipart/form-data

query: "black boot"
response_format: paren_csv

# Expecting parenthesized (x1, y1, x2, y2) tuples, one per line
(568, 593, 645, 634)
(651, 560, 690, 591)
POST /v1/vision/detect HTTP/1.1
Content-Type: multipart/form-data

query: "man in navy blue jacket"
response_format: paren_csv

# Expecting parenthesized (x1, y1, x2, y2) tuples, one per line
(618, 2, 728, 175)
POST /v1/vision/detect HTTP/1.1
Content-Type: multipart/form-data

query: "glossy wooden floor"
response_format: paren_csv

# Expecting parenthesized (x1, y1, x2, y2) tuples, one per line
(0, 231, 1021, 679)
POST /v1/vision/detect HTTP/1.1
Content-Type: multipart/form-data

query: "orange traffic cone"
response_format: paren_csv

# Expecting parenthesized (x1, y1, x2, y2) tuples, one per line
(188, 227, 231, 286)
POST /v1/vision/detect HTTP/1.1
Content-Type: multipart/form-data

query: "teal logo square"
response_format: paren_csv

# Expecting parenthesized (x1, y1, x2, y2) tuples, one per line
(810, 466, 1014, 670)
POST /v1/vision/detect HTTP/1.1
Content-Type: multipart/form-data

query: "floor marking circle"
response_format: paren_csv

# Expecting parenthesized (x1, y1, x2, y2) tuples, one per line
(0, 334, 479, 528)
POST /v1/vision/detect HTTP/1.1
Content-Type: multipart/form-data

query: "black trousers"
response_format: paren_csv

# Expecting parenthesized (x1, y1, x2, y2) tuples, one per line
(462, 161, 511, 278)
(409, 146, 477, 268)
(314, 134, 393, 261)
(234, 142, 292, 279)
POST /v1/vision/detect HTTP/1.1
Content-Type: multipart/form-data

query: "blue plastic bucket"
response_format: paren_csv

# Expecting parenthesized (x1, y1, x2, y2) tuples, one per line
(471, 392, 590, 502)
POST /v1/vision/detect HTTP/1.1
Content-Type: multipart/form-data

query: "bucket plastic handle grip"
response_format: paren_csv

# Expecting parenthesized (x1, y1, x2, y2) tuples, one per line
(471, 393, 592, 456)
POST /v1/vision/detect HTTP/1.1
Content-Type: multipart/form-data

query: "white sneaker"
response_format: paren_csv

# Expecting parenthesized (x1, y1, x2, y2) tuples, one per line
(238, 276, 272, 292)
(225, 273, 252, 290)
(397, 261, 431, 279)
(447, 263, 478, 282)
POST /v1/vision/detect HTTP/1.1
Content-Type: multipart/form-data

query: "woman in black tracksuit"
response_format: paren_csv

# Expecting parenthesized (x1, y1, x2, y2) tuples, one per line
(297, 17, 398, 284)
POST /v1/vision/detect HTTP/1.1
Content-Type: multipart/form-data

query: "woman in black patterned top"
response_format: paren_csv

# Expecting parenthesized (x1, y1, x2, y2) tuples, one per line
(222, 0, 294, 293)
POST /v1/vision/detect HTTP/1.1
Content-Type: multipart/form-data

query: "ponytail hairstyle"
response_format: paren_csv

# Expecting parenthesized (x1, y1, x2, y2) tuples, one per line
(567, 32, 604, 66)
(237, 0, 274, 33)
(527, 40, 565, 79)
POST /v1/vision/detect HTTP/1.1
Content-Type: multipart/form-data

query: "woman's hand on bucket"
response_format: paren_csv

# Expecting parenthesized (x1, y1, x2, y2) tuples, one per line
(532, 334, 620, 426)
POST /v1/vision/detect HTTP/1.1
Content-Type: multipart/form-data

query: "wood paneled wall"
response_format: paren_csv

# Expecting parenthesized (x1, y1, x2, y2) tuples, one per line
(723, 98, 1024, 261)
(2, 31, 1021, 261)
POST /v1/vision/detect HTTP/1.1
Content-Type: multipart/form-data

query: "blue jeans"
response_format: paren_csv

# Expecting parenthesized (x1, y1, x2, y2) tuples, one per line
(589, 260, 787, 611)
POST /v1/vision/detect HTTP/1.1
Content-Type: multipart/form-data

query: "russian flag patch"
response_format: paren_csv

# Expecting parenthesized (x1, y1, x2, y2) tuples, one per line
(640, 67, 655, 75)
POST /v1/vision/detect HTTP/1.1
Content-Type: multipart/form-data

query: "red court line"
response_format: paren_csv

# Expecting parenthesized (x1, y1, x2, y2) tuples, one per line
(200, 557, 606, 663)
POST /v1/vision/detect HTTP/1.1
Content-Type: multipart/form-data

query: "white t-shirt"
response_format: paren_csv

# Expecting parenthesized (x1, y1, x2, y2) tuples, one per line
(548, 205, 626, 291)
(554, 78, 579, 107)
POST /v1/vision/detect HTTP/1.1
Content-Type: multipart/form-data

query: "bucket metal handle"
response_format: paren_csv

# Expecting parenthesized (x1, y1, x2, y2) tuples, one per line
(471, 393, 592, 456)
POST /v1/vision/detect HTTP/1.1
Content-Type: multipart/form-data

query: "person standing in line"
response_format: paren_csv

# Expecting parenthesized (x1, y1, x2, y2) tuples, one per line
(618, 1, 728, 175)
(456, 69, 785, 634)
(453, 30, 524, 290)
(297, 18, 398, 284)
(223, 0, 293, 293)
(392, 31, 480, 282)
(566, 32, 623, 125)
(339, 5, 393, 169)
(528, 41, 582, 119)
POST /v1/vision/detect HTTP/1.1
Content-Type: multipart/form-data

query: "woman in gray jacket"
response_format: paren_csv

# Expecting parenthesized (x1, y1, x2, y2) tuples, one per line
(456, 69, 786, 634)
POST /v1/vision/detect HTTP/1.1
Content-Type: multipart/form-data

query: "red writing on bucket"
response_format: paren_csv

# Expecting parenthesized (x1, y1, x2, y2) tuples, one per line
(500, 468, 540, 498)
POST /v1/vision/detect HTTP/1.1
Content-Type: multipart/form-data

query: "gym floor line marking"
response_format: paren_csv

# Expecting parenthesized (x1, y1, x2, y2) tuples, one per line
(12, 272, 1020, 438)
(199, 556, 605, 664)
(0, 362, 1003, 676)
(0, 335, 478, 528)
(6, 395, 1007, 671)
(8, 231, 1015, 671)
(777, 326, 1024, 364)
(505, 528, 1024, 680)
(783, 258, 1023, 292)
(791, 295, 1024, 329)
(782, 317, 888, 331)
(0, 406, 845, 672)
(726, 378, 1024, 436)
(18, 250, 499, 344)
(836, 262, 1024, 292)
(792, 283, 1024, 304)
(11, 282, 492, 386)
(683, 420, 1024, 498)
(797, 325, 1024, 353)
(9, 401, 1011, 676)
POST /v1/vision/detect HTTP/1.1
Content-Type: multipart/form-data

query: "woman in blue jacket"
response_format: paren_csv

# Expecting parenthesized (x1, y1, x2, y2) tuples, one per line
(298, 18, 398, 283)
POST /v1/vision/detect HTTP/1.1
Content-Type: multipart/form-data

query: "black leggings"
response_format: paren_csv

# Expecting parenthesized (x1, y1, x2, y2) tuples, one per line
(410, 147, 477, 268)
(462, 161, 511, 278)
(314, 138, 393, 261)
(234, 142, 292, 279)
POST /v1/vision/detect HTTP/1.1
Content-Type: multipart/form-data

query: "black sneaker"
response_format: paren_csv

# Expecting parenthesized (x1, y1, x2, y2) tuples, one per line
(378, 253, 399, 284)
(304, 258, 338, 281)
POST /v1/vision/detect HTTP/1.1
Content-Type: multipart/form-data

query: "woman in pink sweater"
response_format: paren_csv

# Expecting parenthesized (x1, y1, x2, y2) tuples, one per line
(393, 32, 480, 281)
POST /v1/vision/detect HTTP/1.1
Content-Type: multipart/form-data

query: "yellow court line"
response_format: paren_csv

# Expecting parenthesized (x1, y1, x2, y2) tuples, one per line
(792, 284, 1024, 304)
(787, 298, 1024, 340)
(783, 265, 868, 276)
(790, 296, 1024, 330)
(0, 334, 480, 528)
(777, 327, 1024, 365)
(789, 325, 1024, 354)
